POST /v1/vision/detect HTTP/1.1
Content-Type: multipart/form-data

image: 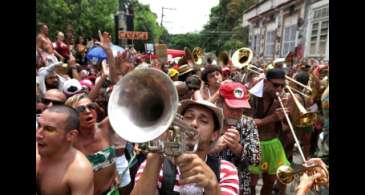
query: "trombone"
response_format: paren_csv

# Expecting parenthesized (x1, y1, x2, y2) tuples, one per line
(276, 91, 328, 187)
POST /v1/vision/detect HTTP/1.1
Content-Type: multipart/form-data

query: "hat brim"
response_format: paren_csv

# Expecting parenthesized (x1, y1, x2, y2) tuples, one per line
(179, 68, 194, 76)
(178, 99, 223, 131)
(224, 98, 251, 109)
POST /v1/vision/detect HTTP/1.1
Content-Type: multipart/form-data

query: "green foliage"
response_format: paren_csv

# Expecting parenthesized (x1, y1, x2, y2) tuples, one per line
(36, 0, 118, 41)
(168, 33, 201, 50)
(132, 1, 168, 51)
(199, 0, 257, 54)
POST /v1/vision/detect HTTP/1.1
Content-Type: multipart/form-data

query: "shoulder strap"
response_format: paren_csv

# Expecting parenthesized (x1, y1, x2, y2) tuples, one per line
(160, 159, 179, 195)
(206, 155, 221, 182)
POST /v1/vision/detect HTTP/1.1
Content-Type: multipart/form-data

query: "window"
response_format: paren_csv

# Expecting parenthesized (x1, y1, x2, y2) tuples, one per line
(264, 31, 275, 57)
(251, 34, 260, 55)
(281, 25, 297, 57)
(309, 6, 329, 56)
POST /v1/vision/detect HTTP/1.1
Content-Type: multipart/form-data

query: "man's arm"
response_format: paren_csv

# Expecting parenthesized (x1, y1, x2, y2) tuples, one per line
(68, 157, 94, 195)
(130, 153, 163, 195)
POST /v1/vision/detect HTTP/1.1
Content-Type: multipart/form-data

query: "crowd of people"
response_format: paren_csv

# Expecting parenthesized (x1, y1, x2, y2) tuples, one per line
(36, 22, 329, 195)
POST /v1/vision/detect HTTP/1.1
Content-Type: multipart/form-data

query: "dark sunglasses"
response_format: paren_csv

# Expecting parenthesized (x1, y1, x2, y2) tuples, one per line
(75, 103, 97, 113)
(270, 81, 286, 88)
(41, 98, 65, 106)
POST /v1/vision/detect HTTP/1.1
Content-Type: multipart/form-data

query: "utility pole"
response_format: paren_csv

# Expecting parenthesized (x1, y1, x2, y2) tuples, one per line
(160, 7, 176, 27)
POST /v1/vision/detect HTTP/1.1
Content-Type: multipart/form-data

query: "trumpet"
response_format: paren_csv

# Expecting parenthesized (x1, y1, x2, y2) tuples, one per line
(108, 68, 199, 157)
(276, 164, 329, 186)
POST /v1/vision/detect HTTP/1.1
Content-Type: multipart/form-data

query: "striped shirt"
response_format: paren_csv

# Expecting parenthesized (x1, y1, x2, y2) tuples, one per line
(135, 159, 239, 195)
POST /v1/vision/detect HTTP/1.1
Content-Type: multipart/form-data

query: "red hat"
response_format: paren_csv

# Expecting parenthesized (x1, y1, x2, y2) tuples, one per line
(220, 82, 251, 109)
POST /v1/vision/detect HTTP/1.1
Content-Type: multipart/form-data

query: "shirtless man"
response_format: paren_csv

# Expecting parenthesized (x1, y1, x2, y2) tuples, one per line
(36, 105, 94, 195)
(249, 68, 290, 195)
(37, 23, 63, 65)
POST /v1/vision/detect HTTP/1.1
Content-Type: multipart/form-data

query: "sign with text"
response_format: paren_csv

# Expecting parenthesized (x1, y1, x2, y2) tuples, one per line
(118, 31, 148, 40)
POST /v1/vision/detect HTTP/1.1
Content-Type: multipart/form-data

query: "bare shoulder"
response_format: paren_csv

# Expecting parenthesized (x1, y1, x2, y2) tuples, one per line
(66, 150, 94, 195)
(70, 150, 93, 173)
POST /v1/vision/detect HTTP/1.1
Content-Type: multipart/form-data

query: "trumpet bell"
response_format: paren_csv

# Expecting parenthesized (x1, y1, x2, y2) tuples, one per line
(231, 47, 253, 69)
(299, 112, 317, 127)
(276, 165, 295, 184)
(108, 68, 179, 143)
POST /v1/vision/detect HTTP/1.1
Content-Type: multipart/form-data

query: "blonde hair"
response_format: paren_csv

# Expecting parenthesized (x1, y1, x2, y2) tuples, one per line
(65, 93, 89, 108)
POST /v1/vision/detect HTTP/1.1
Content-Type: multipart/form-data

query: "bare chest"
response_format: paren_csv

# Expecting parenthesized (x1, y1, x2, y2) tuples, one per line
(37, 164, 69, 195)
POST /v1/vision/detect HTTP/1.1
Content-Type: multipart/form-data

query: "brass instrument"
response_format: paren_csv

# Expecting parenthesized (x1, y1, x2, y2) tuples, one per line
(218, 51, 230, 67)
(192, 47, 204, 66)
(276, 92, 329, 188)
(286, 86, 317, 127)
(230, 49, 312, 93)
(231, 47, 253, 69)
(277, 164, 329, 186)
(108, 68, 199, 157)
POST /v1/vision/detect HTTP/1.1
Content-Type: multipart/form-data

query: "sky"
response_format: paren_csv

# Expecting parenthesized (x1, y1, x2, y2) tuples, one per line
(138, 0, 220, 34)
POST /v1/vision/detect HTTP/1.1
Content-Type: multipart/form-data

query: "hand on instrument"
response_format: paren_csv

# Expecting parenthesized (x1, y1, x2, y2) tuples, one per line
(274, 107, 289, 121)
(174, 153, 219, 191)
(223, 128, 241, 152)
(296, 172, 322, 194)
(304, 158, 329, 187)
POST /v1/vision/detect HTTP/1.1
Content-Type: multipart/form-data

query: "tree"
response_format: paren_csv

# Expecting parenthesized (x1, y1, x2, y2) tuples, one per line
(199, 0, 256, 54)
(36, 0, 118, 41)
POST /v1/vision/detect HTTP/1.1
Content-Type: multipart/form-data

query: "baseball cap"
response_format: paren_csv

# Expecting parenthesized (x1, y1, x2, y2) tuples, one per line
(178, 99, 223, 131)
(220, 82, 251, 109)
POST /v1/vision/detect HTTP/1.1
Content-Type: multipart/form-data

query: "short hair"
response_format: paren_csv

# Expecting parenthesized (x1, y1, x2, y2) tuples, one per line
(200, 65, 222, 83)
(46, 105, 80, 132)
(64, 93, 89, 108)
(294, 71, 309, 85)
(37, 22, 46, 32)
(265, 68, 286, 80)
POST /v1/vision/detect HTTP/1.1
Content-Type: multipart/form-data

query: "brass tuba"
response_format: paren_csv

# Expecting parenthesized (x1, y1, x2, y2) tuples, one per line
(192, 47, 204, 66)
(231, 47, 253, 69)
(108, 68, 199, 156)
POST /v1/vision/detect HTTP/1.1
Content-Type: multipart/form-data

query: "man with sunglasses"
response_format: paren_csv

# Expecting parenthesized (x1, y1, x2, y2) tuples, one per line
(36, 89, 66, 126)
(248, 68, 291, 195)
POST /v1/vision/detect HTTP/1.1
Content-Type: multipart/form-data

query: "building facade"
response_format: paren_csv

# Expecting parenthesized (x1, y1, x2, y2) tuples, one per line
(242, 0, 329, 63)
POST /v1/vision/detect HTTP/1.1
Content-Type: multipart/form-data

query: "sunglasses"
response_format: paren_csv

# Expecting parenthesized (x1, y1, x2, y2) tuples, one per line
(41, 98, 64, 106)
(270, 81, 286, 88)
(75, 103, 97, 113)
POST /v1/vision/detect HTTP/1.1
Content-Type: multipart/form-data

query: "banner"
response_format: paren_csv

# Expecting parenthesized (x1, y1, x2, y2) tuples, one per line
(118, 31, 148, 40)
